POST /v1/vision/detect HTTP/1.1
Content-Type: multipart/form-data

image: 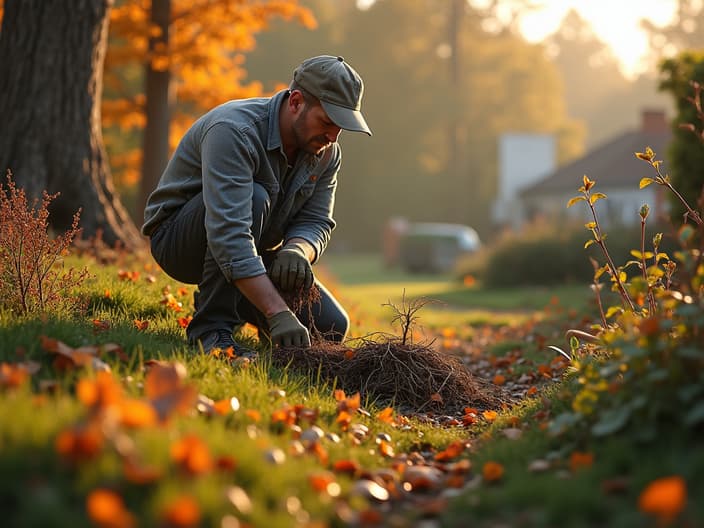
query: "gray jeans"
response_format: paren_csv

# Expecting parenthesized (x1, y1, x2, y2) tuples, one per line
(149, 183, 349, 344)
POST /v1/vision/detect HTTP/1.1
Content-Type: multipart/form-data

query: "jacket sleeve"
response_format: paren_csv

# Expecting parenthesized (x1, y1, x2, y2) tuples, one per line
(284, 146, 340, 262)
(201, 121, 266, 282)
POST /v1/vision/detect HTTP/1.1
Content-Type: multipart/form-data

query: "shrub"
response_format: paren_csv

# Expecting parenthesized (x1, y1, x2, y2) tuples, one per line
(551, 142, 704, 443)
(0, 172, 90, 315)
(465, 222, 678, 288)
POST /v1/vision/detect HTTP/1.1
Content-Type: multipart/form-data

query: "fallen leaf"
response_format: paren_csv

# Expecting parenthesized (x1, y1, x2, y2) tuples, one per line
(161, 494, 200, 528)
(638, 475, 687, 524)
(482, 461, 504, 482)
(86, 488, 135, 528)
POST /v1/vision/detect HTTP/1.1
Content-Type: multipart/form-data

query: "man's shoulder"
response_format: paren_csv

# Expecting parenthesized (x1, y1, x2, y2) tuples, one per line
(205, 96, 272, 126)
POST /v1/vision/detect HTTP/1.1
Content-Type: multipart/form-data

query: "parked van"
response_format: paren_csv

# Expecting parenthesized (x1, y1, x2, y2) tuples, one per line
(398, 222, 481, 273)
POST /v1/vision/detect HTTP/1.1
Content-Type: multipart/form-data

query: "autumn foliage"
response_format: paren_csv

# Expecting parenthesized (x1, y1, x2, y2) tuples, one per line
(103, 0, 316, 186)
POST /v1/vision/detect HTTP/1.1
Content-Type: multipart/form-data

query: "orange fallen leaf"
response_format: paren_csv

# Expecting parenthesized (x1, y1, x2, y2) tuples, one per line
(378, 439, 395, 458)
(86, 488, 135, 528)
(161, 495, 201, 528)
(170, 435, 213, 475)
(0, 361, 40, 389)
(55, 423, 104, 462)
(435, 440, 466, 462)
(119, 398, 158, 428)
(482, 410, 498, 422)
(492, 374, 506, 386)
(133, 319, 149, 331)
(177, 316, 193, 328)
(569, 451, 594, 472)
(482, 461, 505, 482)
(332, 459, 360, 476)
(76, 371, 123, 409)
(638, 475, 687, 523)
(309, 471, 336, 492)
(376, 407, 394, 424)
(245, 409, 261, 422)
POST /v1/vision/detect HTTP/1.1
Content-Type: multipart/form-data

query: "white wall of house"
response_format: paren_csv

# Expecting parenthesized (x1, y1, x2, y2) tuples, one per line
(493, 133, 556, 228)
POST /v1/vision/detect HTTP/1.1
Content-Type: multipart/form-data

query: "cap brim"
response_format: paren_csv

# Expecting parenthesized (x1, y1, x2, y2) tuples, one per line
(321, 100, 372, 136)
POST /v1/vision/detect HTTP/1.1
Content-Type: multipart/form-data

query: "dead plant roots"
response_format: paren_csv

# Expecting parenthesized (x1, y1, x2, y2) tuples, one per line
(269, 338, 507, 415)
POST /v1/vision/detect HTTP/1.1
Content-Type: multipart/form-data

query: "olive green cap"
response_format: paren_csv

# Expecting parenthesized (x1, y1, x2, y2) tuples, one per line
(293, 55, 372, 136)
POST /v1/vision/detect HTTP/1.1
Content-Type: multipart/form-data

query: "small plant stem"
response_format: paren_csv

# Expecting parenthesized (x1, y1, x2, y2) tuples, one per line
(652, 163, 703, 226)
(593, 280, 608, 328)
(587, 198, 636, 312)
(640, 218, 657, 314)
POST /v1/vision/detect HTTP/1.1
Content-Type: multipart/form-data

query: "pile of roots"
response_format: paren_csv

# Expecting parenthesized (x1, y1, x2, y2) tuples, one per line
(270, 336, 508, 415)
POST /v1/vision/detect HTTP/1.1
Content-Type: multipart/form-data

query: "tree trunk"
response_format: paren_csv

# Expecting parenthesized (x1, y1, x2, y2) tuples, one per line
(138, 0, 173, 217)
(0, 0, 144, 250)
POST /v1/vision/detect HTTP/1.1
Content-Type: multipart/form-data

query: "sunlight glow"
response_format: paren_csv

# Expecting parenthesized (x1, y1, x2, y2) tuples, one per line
(484, 0, 679, 78)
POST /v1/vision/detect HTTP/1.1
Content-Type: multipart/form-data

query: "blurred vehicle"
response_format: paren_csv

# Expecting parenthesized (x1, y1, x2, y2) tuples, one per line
(398, 222, 481, 274)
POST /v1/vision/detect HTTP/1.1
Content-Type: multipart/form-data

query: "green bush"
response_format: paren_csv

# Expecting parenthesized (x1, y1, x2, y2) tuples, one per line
(471, 224, 678, 288)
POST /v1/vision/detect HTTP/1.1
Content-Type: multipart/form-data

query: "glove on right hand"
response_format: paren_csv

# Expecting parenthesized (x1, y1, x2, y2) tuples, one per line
(267, 309, 311, 348)
(268, 244, 314, 292)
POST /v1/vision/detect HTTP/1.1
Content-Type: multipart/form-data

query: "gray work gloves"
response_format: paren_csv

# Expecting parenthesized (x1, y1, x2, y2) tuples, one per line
(269, 243, 314, 291)
(267, 309, 311, 347)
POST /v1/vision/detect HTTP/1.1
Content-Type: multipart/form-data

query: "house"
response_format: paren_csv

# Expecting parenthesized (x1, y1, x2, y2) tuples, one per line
(519, 109, 672, 227)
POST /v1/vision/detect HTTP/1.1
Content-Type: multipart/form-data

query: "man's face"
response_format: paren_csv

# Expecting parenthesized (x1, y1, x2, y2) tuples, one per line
(292, 99, 342, 156)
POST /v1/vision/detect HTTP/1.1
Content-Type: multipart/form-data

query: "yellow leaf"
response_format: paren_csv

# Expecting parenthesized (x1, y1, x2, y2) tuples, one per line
(567, 196, 585, 208)
(639, 177, 655, 189)
(589, 192, 607, 205)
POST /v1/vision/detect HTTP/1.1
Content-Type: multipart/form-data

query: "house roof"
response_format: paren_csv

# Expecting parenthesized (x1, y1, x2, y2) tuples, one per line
(521, 111, 672, 197)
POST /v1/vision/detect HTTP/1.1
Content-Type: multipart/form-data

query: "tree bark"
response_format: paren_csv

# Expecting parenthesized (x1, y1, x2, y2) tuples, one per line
(0, 0, 144, 250)
(138, 0, 173, 218)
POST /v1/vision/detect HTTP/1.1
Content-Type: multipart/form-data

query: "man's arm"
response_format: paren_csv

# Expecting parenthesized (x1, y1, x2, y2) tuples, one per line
(233, 274, 290, 317)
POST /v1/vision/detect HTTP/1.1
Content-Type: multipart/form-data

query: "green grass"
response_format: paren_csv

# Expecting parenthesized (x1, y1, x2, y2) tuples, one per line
(1, 251, 701, 527)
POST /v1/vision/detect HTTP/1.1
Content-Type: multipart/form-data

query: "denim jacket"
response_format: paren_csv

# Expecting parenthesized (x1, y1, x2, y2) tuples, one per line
(142, 90, 340, 283)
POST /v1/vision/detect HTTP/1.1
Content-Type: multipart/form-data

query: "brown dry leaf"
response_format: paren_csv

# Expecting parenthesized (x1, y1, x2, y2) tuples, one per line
(144, 362, 197, 422)
(403, 466, 444, 492)
(41, 336, 116, 371)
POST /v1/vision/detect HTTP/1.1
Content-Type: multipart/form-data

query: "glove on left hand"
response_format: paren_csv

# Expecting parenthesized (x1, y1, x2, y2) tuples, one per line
(268, 243, 314, 291)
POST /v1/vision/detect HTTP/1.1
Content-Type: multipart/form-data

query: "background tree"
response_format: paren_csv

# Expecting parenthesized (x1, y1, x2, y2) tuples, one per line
(104, 0, 316, 218)
(659, 51, 704, 221)
(545, 9, 670, 148)
(642, 0, 704, 60)
(246, 0, 582, 249)
(0, 0, 143, 249)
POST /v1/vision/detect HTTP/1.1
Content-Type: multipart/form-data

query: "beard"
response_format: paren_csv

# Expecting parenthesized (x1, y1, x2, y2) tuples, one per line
(293, 109, 332, 155)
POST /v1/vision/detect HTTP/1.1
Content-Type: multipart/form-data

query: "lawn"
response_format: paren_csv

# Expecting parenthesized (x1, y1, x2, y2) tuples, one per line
(0, 249, 700, 528)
